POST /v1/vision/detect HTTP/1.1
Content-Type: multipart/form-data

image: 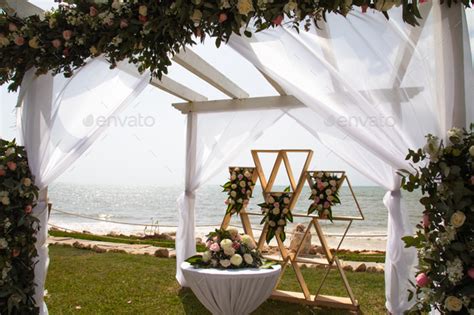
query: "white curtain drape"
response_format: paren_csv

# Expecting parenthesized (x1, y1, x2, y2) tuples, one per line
(17, 57, 148, 314)
(176, 109, 284, 285)
(229, 2, 472, 313)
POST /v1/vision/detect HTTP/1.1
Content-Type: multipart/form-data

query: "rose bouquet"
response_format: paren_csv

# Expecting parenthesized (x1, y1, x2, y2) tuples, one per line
(186, 228, 267, 269)
(400, 126, 473, 314)
(0, 139, 40, 314)
(308, 172, 341, 221)
(259, 191, 293, 243)
(222, 167, 255, 215)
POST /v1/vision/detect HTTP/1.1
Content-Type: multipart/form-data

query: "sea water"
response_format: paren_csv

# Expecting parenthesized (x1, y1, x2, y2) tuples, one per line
(48, 182, 423, 242)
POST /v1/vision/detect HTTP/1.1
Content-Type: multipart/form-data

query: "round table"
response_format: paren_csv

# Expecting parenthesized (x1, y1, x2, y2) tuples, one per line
(181, 262, 281, 315)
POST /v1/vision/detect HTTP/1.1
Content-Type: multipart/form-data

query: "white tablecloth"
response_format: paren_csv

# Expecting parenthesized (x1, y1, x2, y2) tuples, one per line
(181, 262, 281, 315)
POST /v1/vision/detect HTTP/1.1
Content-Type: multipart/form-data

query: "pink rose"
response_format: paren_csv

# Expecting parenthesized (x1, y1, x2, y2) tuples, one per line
(120, 19, 129, 29)
(238, 174, 244, 180)
(468, 268, 474, 279)
(7, 161, 16, 171)
(25, 205, 33, 214)
(272, 15, 284, 26)
(8, 23, 18, 32)
(12, 249, 20, 257)
(63, 48, 70, 56)
(422, 214, 430, 229)
(14, 36, 25, 46)
(224, 199, 229, 205)
(416, 273, 429, 287)
(323, 201, 330, 209)
(241, 189, 246, 194)
(51, 39, 62, 49)
(317, 182, 325, 190)
(206, 240, 212, 248)
(232, 242, 240, 250)
(138, 15, 148, 23)
(209, 243, 220, 252)
(62, 30, 73, 41)
(314, 197, 320, 203)
(218, 13, 228, 23)
(0, 169, 5, 176)
(90, 6, 98, 17)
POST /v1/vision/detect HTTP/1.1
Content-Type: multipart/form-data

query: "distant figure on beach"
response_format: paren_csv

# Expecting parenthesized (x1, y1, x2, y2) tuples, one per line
(289, 223, 311, 255)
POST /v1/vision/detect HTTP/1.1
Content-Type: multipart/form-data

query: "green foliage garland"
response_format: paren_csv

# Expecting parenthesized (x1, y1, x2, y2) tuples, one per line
(0, 139, 40, 315)
(0, 0, 469, 92)
(400, 125, 474, 314)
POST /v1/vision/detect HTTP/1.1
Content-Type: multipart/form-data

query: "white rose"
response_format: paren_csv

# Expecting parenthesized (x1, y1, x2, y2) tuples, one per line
(470, 145, 474, 156)
(111, 0, 121, 10)
(283, 197, 290, 204)
(311, 189, 317, 195)
(5, 148, 15, 157)
(220, 239, 233, 250)
(317, 172, 323, 178)
(231, 184, 237, 189)
(243, 253, 253, 265)
(227, 227, 239, 238)
(325, 189, 332, 196)
(327, 196, 334, 202)
(277, 219, 286, 226)
(329, 180, 337, 187)
(244, 171, 251, 178)
(234, 167, 240, 172)
(1, 197, 10, 206)
(191, 9, 202, 25)
(267, 196, 275, 204)
(230, 254, 243, 266)
(239, 181, 246, 188)
(230, 191, 237, 198)
(0, 238, 7, 249)
(272, 207, 280, 215)
(445, 296, 463, 312)
(231, 175, 236, 181)
(237, 198, 243, 204)
(282, 208, 289, 214)
(138, 5, 148, 16)
(220, 259, 231, 268)
(202, 251, 212, 262)
(447, 127, 463, 144)
(241, 235, 256, 249)
(423, 135, 440, 161)
(0, 34, 10, 48)
(224, 246, 235, 256)
(23, 178, 32, 187)
(450, 211, 466, 228)
(269, 220, 276, 227)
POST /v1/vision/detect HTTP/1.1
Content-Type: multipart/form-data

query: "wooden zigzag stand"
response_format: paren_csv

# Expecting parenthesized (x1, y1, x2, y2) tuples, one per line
(220, 150, 364, 313)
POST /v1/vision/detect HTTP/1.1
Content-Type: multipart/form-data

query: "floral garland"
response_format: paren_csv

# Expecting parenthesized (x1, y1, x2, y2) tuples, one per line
(0, 139, 40, 314)
(259, 191, 293, 243)
(400, 125, 473, 314)
(308, 171, 342, 221)
(1, 0, 467, 92)
(186, 228, 267, 269)
(222, 167, 255, 215)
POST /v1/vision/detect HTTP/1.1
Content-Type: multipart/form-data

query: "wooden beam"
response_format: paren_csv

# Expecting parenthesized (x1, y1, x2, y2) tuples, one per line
(150, 76, 208, 102)
(173, 49, 249, 99)
(172, 95, 304, 114)
(116, 62, 207, 102)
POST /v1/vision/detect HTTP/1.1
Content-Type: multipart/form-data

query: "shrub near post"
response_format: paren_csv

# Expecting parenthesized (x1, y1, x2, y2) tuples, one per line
(0, 139, 40, 315)
(400, 125, 474, 314)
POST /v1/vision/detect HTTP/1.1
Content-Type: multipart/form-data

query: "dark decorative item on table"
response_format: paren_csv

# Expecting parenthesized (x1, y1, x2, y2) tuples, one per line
(0, 139, 40, 315)
(308, 171, 342, 221)
(222, 167, 255, 215)
(399, 125, 474, 314)
(259, 189, 293, 243)
(186, 228, 269, 269)
(0, 0, 458, 92)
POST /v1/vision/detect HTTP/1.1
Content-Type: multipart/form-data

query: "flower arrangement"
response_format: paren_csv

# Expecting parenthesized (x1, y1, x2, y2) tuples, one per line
(0, 139, 40, 314)
(259, 191, 293, 243)
(0, 0, 460, 92)
(186, 228, 266, 269)
(399, 125, 473, 314)
(222, 167, 255, 215)
(308, 171, 342, 221)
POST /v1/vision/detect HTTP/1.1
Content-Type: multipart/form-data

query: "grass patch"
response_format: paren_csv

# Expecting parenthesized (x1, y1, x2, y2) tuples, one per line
(49, 230, 206, 252)
(47, 245, 386, 314)
(336, 253, 385, 263)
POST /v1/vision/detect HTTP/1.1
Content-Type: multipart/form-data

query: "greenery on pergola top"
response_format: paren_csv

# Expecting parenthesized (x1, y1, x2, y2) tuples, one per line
(0, 0, 469, 92)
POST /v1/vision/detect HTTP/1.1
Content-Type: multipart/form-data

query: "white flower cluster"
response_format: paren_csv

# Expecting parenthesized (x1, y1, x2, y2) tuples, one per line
(438, 226, 456, 246)
(446, 258, 464, 284)
(0, 191, 9, 206)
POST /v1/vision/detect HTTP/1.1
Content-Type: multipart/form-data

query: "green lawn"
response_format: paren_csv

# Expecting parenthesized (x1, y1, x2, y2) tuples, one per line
(46, 245, 386, 314)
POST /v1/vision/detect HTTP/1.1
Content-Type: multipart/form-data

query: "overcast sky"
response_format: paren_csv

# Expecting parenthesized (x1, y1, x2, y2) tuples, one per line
(1, 1, 473, 187)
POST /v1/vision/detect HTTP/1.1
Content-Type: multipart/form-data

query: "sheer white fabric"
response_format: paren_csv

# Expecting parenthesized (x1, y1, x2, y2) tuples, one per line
(229, 2, 472, 313)
(17, 57, 149, 314)
(181, 262, 281, 315)
(176, 109, 284, 285)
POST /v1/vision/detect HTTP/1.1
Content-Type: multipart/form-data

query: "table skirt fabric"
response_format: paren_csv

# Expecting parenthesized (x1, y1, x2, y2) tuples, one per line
(181, 262, 281, 315)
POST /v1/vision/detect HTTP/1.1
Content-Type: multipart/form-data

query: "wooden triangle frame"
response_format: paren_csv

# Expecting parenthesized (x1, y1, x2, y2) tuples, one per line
(220, 150, 363, 312)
